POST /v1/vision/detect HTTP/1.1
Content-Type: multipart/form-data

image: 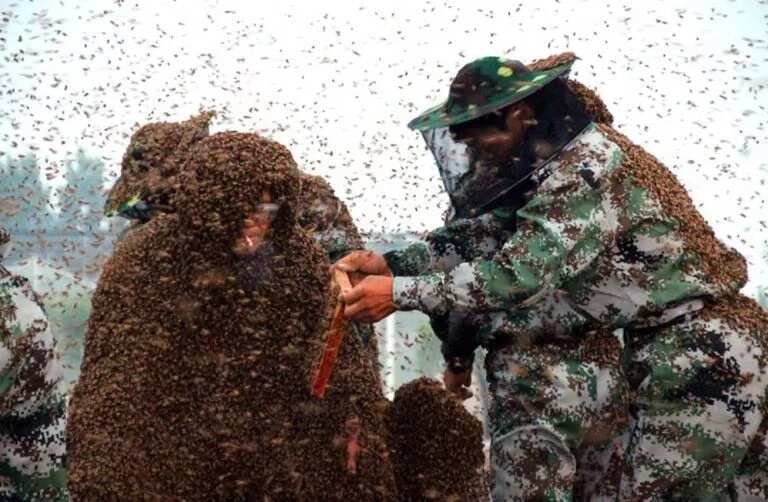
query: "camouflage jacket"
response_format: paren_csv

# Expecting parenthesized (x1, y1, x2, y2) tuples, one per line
(390, 122, 746, 349)
(384, 208, 517, 359)
(385, 208, 517, 277)
(0, 264, 68, 501)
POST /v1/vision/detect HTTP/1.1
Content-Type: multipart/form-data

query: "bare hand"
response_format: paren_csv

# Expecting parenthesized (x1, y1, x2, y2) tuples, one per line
(443, 368, 473, 401)
(334, 250, 391, 276)
(340, 275, 396, 323)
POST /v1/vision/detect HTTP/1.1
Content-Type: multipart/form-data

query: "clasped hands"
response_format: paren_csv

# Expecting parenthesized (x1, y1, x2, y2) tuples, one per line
(334, 250, 472, 401)
(333, 250, 396, 324)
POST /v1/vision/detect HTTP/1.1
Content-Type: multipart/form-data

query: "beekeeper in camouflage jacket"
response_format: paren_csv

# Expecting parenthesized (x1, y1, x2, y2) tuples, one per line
(0, 228, 68, 501)
(337, 53, 768, 501)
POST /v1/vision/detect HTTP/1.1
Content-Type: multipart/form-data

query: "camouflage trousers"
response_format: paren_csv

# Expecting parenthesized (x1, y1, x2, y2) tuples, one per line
(620, 304, 768, 501)
(485, 329, 629, 501)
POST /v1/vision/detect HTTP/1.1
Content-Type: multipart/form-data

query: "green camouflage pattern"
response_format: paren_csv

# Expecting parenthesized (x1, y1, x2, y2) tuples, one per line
(733, 410, 768, 500)
(392, 121, 767, 499)
(385, 207, 517, 278)
(392, 123, 740, 320)
(407, 57, 573, 131)
(385, 195, 628, 499)
(620, 298, 768, 500)
(384, 207, 517, 359)
(0, 258, 68, 501)
(486, 328, 628, 501)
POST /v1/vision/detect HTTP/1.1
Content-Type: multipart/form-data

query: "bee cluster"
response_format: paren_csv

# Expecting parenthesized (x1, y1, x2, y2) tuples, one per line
(386, 377, 487, 501)
(67, 130, 395, 500)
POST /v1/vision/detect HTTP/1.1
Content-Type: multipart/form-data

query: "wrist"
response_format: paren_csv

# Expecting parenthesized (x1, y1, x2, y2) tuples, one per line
(392, 276, 421, 311)
(391, 273, 448, 315)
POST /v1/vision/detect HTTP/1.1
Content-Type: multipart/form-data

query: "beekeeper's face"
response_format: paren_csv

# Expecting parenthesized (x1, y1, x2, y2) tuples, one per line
(422, 98, 538, 218)
(449, 100, 536, 162)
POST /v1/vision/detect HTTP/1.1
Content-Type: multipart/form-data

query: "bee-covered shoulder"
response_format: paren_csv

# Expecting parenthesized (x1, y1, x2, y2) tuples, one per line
(537, 124, 625, 194)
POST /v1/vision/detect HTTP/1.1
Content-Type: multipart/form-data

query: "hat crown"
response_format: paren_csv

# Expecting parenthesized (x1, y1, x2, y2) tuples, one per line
(408, 56, 574, 131)
(448, 58, 531, 108)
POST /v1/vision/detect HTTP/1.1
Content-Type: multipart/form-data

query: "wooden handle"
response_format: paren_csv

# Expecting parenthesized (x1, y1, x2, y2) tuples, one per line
(334, 268, 352, 291)
(310, 269, 352, 399)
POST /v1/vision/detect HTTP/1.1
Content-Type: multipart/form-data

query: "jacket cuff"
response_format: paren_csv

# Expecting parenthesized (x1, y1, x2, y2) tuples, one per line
(392, 276, 421, 310)
(392, 274, 448, 315)
(384, 242, 432, 276)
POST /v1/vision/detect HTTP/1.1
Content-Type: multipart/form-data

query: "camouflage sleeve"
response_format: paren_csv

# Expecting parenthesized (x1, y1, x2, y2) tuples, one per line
(314, 224, 364, 263)
(0, 269, 68, 501)
(384, 210, 514, 276)
(383, 241, 433, 276)
(392, 144, 623, 319)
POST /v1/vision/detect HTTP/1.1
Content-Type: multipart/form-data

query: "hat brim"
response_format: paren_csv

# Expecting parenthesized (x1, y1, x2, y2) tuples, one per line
(407, 62, 573, 131)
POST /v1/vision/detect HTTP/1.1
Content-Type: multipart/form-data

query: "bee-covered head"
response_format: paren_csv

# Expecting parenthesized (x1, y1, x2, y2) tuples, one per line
(173, 131, 301, 246)
(104, 111, 215, 221)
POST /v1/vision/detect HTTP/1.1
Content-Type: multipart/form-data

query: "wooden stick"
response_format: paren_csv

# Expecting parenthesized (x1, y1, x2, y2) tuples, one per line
(310, 269, 353, 398)
(334, 268, 353, 291)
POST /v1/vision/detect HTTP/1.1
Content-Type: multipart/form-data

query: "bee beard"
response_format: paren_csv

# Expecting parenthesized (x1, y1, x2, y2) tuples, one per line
(474, 125, 526, 163)
(452, 158, 511, 214)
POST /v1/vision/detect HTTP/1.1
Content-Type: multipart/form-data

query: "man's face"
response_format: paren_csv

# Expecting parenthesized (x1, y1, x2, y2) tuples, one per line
(449, 100, 536, 162)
